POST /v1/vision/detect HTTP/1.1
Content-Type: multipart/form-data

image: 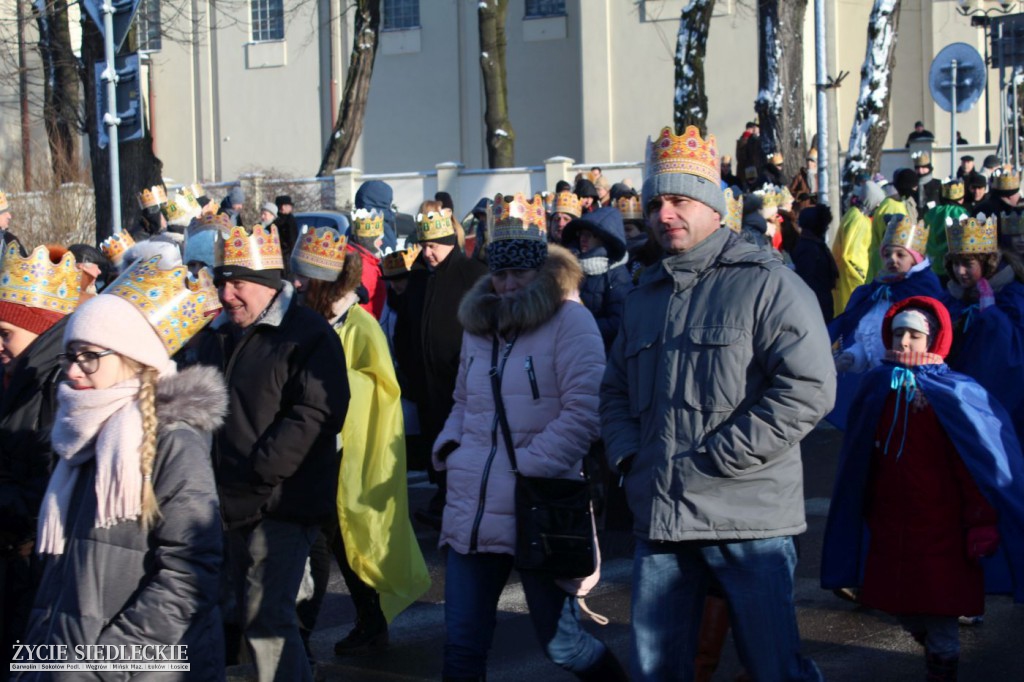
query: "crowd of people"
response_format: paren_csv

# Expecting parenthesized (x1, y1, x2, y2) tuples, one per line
(0, 118, 1023, 682)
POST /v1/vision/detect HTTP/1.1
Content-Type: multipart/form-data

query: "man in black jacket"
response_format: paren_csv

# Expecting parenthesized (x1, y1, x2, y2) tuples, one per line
(405, 209, 487, 529)
(194, 224, 350, 681)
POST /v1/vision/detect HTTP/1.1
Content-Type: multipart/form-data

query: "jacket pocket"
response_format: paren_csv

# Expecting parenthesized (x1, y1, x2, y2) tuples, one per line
(625, 337, 657, 416)
(525, 356, 540, 400)
(681, 326, 748, 412)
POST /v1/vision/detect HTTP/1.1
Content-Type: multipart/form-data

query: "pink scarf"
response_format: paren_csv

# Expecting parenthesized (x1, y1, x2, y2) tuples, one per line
(37, 379, 146, 555)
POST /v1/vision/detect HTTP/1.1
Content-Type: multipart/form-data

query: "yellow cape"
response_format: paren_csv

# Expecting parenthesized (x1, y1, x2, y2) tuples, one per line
(866, 197, 907, 282)
(336, 304, 430, 623)
(832, 207, 872, 316)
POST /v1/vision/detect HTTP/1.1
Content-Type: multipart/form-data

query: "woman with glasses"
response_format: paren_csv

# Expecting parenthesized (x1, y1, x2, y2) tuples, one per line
(18, 257, 227, 681)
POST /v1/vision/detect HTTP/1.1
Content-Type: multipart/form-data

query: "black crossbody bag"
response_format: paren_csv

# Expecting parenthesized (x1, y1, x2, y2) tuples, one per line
(490, 336, 596, 579)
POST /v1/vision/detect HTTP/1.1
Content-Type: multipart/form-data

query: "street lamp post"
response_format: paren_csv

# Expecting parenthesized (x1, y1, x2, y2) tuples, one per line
(957, 0, 1018, 145)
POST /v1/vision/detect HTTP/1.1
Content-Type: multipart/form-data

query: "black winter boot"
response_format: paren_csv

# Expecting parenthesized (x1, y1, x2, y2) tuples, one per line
(576, 647, 629, 681)
(925, 652, 959, 681)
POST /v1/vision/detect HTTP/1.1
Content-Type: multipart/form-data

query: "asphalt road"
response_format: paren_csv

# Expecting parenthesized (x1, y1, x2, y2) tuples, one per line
(230, 424, 1024, 681)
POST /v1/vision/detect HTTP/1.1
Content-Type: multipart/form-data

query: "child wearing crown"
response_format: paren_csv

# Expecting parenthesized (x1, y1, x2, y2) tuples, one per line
(828, 215, 943, 429)
(940, 214, 1024, 440)
(23, 256, 226, 678)
(823, 296, 1024, 681)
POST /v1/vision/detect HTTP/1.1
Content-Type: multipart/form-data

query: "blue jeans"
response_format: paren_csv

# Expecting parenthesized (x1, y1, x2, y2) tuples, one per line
(632, 536, 822, 682)
(443, 550, 606, 678)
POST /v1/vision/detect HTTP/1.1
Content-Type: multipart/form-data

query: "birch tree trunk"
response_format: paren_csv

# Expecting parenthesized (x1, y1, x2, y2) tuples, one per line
(317, 0, 380, 176)
(478, 0, 515, 168)
(841, 0, 901, 200)
(755, 0, 808, 181)
(673, 0, 716, 136)
(33, 0, 80, 185)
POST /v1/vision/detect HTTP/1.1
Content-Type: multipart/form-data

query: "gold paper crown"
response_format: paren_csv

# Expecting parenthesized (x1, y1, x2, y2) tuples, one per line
(615, 196, 642, 220)
(487, 193, 548, 244)
(755, 185, 780, 208)
(0, 244, 81, 315)
(105, 256, 221, 354)
(190, 212, 233, 234)
(645, 126, 721, 185)
(351, 208, 385, 239)
(99, 231, 136, 265)
(882, 214, 930, 255)
(137, 185, 168, 210)
(215, 224, 284, 271)
(780, 186, 794, 206)
(292, 226, 348, 277)
(723, 188, 743, 234)
(1000, 211, 1024, 236)
(947, 214, 999, 255)
(769, 153, 784, 166)
(416, 209, 456, 242)
(381, 245, 423, 278)
(911, 151, 931, 167)
(0, 190, 8, 213)
(992, 166, 1021, 191)
(553, 191, 582, 218)
(942, 178, 965, 201)
(191, 183, 206, 199)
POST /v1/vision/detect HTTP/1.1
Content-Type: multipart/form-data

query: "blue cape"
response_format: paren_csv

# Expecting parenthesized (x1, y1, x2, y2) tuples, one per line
(821, 362, 1024, 603)
(941, 280, 1024, 429)
(825, 269, 943, 430)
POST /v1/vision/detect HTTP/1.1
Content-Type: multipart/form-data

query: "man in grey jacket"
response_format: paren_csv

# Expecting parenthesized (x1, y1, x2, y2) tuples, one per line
(600, 126, 836, 681)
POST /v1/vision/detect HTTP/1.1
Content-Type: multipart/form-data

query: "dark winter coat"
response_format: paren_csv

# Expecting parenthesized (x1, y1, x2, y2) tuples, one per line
(917, 176, 942, 210)
(562, 207, 632, 349)
(601, 228, 836, 541)
(274, 213, 299, 263)
(192, 283, 350, 528)
(791, 235, 839, 322)
(0, 318, 67, 548)
(414, 249, 488, 440)
(740, 212, 771, 250)
(20, 366, 229, 681)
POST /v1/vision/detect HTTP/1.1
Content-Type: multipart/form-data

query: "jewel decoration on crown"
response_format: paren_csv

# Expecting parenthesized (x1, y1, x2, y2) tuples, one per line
(0, 244, 81, 315)
(215, 224, 284, 271)
(190, 212, 233, 235)
(381, 245, 423, 277)
(947, 213, 999, 255)
(487, 193, 548, 244)
(723, 188, 743, 234)
(162, 189, 201, 226)
(99, 231, 136, 265)
(352, 208, 385, 239)
(999, 211, 1024, 236)
(554, 191, 582, 218)
(941, 177, 965, 201)
(992, 165, 1021, 191)
(645, 126, 721, 186)
(882, 214, 930, 255)
(136, 185, 168, 210)
(105, 255, 221, 354)
(911, 151, 931, 167)
(294, 225, 348, 275)
(615, 195, 642, 220)
(416, 209, 456, 242)
(0, 190, 8, 213)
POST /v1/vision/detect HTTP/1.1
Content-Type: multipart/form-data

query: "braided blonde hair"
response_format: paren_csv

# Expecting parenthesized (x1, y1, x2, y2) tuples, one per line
(124, 359, 162, 531)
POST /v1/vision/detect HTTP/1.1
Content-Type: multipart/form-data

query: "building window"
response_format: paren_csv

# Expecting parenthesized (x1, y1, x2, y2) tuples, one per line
(525, 0, 565, 18)
(251, 0, 284, 42)
(383, 0, 420, 30)
(137, 0, 161, 52)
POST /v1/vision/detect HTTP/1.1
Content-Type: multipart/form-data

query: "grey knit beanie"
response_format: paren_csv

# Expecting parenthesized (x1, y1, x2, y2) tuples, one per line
(641, 126, 727, 217)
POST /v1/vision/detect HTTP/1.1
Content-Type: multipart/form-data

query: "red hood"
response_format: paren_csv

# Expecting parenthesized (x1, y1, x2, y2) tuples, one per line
(882, 296, 952, 358)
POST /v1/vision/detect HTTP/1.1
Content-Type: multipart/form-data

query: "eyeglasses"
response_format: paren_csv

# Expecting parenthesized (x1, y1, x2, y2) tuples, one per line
(56, 349, 116, 375)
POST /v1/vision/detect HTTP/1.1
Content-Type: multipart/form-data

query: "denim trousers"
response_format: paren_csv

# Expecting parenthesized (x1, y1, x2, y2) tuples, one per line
(898, 615, 960, 658)
(443, 549, 606, 678)
(224, 519, 319, 682)
(631, 536, 822, 682)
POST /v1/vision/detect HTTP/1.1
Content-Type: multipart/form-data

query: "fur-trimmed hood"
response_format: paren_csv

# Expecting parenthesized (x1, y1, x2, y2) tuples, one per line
(459, 243, 583, 338)
(156, 364, 228, 434)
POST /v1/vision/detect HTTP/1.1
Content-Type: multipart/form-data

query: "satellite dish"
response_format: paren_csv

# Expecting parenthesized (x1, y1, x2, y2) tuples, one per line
(929, 43, 986, 114)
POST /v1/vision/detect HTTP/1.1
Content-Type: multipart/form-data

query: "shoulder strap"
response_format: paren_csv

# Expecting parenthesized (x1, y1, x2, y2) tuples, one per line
(490, 335, 520, 474)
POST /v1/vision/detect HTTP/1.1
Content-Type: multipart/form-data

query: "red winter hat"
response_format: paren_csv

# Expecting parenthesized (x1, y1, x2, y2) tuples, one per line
(0, 300, 65, 335)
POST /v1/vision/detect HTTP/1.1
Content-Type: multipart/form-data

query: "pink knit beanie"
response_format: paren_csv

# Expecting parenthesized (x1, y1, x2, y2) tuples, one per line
(63, 294, 176, 376)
